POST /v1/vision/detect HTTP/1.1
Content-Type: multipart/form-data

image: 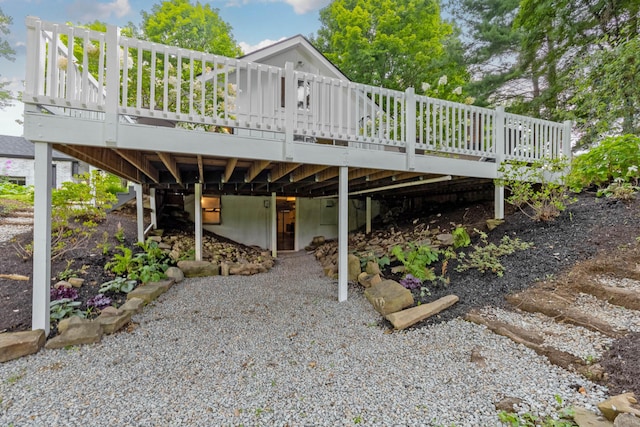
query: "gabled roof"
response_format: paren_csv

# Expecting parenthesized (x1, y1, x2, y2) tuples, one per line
(240, 35, 350, 82)
(0, 135, 75, 160)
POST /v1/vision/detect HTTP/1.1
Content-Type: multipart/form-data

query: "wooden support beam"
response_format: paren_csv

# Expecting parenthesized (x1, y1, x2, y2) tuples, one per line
(113, 149, 159, 183)
(366, 170, 397, 182)
(290, 164, 329, 182)
(393, 172, 427, 181)
(245, 160, 270, 183)
(54, 144, 141, 182)
(197, 155, 204, 184)
(157, 152, 182, 185)
(349, 168, 379, 180)
(315, 167, 339, 182)
(299, 167, 380, 192)
(224, 158, 238, 183)
(270, 162, 301, 182)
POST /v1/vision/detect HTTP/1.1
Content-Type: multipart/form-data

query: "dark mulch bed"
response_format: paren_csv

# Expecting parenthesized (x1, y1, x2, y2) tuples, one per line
(0, 210, 140, 334)
(0, 193, 639, 396)
(388, 193, 640, 325)
(601, 332, 640, 396)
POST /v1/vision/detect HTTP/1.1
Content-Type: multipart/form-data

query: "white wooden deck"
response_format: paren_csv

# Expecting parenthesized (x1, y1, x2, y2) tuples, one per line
(22, 17, 572, 334)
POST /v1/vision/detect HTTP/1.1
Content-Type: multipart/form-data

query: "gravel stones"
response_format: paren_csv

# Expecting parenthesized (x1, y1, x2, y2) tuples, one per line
(0, 252, 608, 426)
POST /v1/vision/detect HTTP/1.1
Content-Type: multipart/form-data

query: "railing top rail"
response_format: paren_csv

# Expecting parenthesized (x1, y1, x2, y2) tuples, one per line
(504, 111, 566, 128)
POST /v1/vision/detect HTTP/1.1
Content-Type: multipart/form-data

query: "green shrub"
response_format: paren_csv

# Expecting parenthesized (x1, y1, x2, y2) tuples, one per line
(391, 243, 439, 281)
(568, 134, 640, 191)
(99, 277, 137, 294)
(496, 158, 574, 222)
(455, 230, 533, 277)
(0, 180, 34, 198)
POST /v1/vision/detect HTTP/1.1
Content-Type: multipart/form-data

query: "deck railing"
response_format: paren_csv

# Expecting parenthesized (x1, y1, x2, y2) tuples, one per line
(24, 17, 572, 164)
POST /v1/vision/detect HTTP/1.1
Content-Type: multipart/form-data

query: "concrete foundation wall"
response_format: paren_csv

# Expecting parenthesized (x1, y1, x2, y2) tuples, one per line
(184, 194, 380, 250)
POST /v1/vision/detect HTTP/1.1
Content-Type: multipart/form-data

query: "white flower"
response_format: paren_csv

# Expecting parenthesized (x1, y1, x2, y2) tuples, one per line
(438, 75, 448, 86)
(628, 165, 638, 173)
(421, 82, 431, 92)
(118, 48, 133, 69)
(168, 76, 178, 87)
(57, 57, 68, 70)
(453, 86, 462, 95)
(464, 96, 475, 105)
(85, 42, 99, 56)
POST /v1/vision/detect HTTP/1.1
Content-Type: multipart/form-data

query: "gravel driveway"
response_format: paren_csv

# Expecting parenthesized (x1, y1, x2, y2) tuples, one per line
(0, 251, 606, 426)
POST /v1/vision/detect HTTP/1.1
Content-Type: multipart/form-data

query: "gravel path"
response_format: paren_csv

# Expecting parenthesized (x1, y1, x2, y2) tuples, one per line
(0, 223, 32, 244)
(0, 252, 607, 426)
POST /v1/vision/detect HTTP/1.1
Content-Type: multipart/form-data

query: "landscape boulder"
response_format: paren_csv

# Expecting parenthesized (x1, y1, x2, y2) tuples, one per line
(0, 330, 45, 363)
(572, 407, 613, 427)
(358, 272, 382, 288)
(364, 280, 414, 315)
(68, 278, 84, 288)
(45, 319, 103, 349)
(598, 393, 640, 421)
(365, 261, 381, 275)
(120, 297, 145, 315)
(95, 309, 132, 335)
(348, 254, 361, 281)
(614, 414, 640, 427)
(165, 266, 184, 283)
(57, 316, 85, 334)
(177, 260, 220, 277)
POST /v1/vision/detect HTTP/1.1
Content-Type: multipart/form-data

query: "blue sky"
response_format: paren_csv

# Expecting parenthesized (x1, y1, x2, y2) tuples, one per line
(0, 0, 329, 136)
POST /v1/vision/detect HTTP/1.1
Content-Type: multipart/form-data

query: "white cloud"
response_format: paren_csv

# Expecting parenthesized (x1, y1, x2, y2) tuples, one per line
(239, 37, 286, 55)
(0, 76, 24, 94)
(0, 78, 24, 136)
(223, 0, 330, 15)
(69, 0, 132, 22)
(282, 0, 330, 14)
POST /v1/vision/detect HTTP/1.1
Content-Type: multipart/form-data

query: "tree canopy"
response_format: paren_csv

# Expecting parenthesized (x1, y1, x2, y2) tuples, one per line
(446, 0, 640, 146)
(312, 0, 468, 94)
(140, 0, 242, 57)
(0, 7, 16, 109)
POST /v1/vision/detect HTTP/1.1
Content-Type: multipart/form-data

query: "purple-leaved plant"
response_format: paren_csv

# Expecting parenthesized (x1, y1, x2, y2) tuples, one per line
(86, 294, 113, 310)
(50, 286, 79, 301)
(399, 274, 423, 290)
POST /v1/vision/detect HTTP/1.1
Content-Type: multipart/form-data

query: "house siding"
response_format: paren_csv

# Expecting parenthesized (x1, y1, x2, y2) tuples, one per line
(0, 157, 87, 188)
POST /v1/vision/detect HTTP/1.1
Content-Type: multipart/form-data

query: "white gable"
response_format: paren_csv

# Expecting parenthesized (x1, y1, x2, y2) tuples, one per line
(240, 35, 349, 81)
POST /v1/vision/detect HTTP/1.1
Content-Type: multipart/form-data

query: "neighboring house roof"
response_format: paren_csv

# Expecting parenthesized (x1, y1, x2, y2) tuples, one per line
(240, 34, 350, 82)
(0, 135, 75, 161)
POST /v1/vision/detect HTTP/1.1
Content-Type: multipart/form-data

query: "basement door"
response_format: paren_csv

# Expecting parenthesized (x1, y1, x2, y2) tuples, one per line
(276, 196, 295, 250)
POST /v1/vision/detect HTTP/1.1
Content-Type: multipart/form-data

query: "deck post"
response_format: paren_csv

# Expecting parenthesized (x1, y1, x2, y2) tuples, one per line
(338, 166, 348, 302)
(32, 142, 52, 335)
(194, 183, 203, 261)
(365, 196, 372, 234)
(494, 106, 506, 220)
(271, 192, 277, 258)
(284, 62, 295, 161)
(149, 187, 157, 230)
(562, 120, 573, 160)
(405, 87, 416, 171)
(104, 24, 120, 145)
(24, 17, 45, 99)
(134, 183, 144, 243)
